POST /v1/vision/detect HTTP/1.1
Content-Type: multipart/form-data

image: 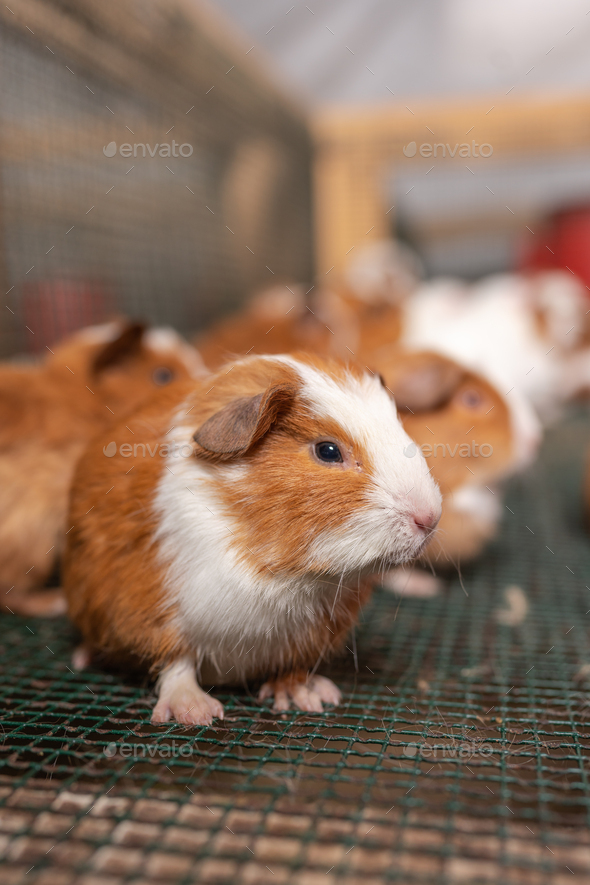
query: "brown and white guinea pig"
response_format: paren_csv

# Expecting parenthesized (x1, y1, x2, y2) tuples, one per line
(312, 285, 403, 363)
(0, 320, 205, 618)
(195, 281, 404, 371)
(195, 286, 330, 370)
(402, 270, 590, 425)
(343, 238, 422, 306)
(63, 353, 442, 725)
(370, 350, 540, 594)
(317, 238, 421, 359)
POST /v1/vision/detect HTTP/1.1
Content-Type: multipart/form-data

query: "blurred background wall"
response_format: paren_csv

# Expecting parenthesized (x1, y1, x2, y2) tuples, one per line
(2, 0, 590, 354)
(215, 0, 590, 282)
(0, 0, 313, 355)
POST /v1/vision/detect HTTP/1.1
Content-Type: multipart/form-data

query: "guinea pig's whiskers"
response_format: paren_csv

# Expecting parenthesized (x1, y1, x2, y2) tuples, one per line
(309, 641, 330, 680)
(320, 578, 349, 589)
(427, 526, 446, 539)
(456, 566, 468, 597)
(376, 553, 392, 581)
(330, 573, 346, 620)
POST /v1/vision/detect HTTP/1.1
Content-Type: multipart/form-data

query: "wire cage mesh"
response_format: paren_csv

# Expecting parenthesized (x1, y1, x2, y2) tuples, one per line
(2, 412, 590, 883)
(0, 0, 313, 356)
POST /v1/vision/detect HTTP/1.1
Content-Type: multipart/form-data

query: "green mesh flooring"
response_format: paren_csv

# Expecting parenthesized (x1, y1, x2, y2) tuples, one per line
(2, 413, 590, 884)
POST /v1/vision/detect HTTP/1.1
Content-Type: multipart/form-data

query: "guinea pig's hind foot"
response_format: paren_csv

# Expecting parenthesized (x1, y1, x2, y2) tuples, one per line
(152, 658, 224, 727)
(259, 673, 341, 713)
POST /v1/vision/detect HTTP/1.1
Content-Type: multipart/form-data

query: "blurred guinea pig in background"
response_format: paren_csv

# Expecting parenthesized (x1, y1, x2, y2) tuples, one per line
(0, 320, 204, 618)
(401, 269, 590, 425)
(194, 240, 421, 372)
(372, 349, 541, 596)
(195, 242, 415, 371)
(195, 285, 327, 369)
(200, 242, 590, 433)
(321, 242, 590, 431)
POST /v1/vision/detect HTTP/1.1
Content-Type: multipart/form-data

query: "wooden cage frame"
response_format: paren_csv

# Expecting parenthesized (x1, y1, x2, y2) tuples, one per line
(312, 94, 590, 277)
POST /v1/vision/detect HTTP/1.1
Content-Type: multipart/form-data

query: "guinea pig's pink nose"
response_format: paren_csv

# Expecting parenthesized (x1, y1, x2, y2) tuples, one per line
(412, 511, 439, 535)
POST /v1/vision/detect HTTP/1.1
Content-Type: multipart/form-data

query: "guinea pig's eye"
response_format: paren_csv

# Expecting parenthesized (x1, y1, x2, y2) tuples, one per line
(153, 366, 174, 386)
(314, 441, 343, 464)
(460, 389, 482, 409)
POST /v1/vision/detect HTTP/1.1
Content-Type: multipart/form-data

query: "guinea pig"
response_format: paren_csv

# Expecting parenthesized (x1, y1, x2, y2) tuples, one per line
(196, 281, 404, 371)
(312, 285, 403, 363)
(369, 350, 541, 594)
(195, 285, 330, 370)
(63, 353, 442, 724)
(402, 270, 590, 425)
(344, 238, 422, 305)
(0, 320, 205, 618)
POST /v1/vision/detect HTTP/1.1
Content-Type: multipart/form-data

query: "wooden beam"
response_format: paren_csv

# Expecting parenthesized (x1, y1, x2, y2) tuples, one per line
(312, 94, 590, 275)
(313, 95, 590, 153)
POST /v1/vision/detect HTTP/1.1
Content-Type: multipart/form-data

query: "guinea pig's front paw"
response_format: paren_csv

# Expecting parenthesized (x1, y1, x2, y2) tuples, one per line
(152, 658, 224, 727)
(152, 685, 224, 727)
(259, 673, 341, 713)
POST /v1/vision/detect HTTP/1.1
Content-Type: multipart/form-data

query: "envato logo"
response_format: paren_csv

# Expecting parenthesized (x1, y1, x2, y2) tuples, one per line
(403, 741, 493, 759)
(103, 441, 193, 458)
(403, 441, 493, 458)
(402, 141, 493, 159)
(104, 741, 194, 759)
(103, 141, 194, 158)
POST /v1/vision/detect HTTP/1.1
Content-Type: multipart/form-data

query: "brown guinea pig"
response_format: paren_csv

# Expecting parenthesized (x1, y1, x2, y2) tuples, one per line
(371, 349, 529, 586)
(195, 285, 330, 370)
(195, 282, 403, 371)
(312, 285, 403, 362)
(0, 320, 204, 617)
(63, 353, 441, 725)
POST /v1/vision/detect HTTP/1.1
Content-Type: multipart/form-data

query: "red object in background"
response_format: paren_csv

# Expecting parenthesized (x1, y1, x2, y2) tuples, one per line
(519, 205, 590, 293)
(21, 279, 114, 352)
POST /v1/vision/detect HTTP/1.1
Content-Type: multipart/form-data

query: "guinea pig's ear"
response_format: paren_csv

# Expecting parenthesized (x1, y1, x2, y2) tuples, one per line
(91, 322, 146, 374)
(193, 382, 296, 460)
(386, 352, 464, 413)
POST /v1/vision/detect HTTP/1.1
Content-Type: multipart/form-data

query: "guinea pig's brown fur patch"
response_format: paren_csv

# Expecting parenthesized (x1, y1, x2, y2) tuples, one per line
(64, 382, 194, 667)
(215, 411, 376, 577)
(0, 322, 197, 615)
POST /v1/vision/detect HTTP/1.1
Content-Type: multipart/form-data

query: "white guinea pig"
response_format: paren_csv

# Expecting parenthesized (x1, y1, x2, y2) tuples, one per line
(63, 353, 441, 725)
(402, 270, 589, 425)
